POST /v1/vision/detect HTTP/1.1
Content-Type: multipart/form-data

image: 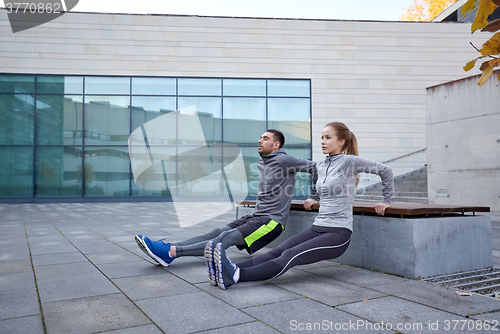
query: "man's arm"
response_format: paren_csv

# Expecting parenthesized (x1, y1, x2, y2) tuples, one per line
(279, 154, 319, 203)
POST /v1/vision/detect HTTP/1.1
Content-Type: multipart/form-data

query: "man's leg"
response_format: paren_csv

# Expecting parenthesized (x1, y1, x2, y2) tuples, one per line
(172, 225, 232, 257)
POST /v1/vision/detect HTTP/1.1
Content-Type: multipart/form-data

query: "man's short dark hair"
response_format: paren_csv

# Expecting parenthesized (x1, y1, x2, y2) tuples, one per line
(267, 129, 285, 149)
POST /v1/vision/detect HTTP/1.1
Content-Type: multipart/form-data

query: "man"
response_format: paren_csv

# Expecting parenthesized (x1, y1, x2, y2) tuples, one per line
(135, 129, 317, 285)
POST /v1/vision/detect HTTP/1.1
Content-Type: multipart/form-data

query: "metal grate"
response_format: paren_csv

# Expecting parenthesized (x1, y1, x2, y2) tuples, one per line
(423, 268, 500, 298)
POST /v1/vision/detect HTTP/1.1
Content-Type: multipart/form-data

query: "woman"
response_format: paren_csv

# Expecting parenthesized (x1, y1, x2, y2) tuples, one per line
(210, 122, 395, 289)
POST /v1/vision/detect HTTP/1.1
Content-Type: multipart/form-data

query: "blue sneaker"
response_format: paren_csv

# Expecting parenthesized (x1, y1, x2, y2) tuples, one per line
(135, 234, 175, 267)
(214, 242, 239, 290)
(204, 240, 217, 286)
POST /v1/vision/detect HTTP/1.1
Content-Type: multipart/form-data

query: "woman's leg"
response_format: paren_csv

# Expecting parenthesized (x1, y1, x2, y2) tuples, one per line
(239, 226, 352, 282)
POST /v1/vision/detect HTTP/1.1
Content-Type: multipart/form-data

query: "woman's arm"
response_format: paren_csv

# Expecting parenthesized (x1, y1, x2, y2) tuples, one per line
(349, 155, 395, 206)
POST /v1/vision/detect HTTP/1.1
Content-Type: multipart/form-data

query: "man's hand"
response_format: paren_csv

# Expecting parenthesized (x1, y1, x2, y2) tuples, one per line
(302, 198, 318, 211)
(374, 203, 391, 216)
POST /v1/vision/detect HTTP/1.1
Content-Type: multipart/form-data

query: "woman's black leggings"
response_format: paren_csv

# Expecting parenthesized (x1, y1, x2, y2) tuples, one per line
(238, 225, 352, 282)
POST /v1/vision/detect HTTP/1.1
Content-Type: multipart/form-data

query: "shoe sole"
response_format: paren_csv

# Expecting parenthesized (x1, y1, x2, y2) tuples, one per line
(204, 241, 217, 286)
(135, 235, 169, 267)
(214, 243, 227, 290)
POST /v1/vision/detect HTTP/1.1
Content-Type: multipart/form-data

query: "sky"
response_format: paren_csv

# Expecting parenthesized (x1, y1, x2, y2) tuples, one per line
(66, 0, 419, 22)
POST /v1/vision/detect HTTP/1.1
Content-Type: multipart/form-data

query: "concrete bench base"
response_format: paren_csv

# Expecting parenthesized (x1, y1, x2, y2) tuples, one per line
(236, 206, 493, 279)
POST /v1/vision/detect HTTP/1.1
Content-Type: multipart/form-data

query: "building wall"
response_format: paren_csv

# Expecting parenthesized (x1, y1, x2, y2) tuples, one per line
(0, 10, 488, 183)
(426, 70, 500, 211)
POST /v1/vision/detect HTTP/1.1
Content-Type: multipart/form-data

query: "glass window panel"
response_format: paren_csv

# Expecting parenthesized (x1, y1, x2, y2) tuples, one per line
(0, 94, 35, 145)
(0, 74, 34, 93)
(268, 98, 310, 147)
(35, 147, 82, 197)
(132, 77, 176, 95)
(268, 79, 310, 97)
(233, 147, 261, 197)
(178, 78, 221, 96)
(84, 96, 130, 145)
(131, 96, 176, 132)
(0, 147, 33, 197)
(178, 97, 222, 144)
(84, 147, 130, 197)
(36, 95, 83, 146)
(85, 76, 130, 95)
(223, 98, 266, 146)
(175, 146, 222, 196)
(37, 76, 83, 94)
(131, 146, 174, 197)
(285, 147, 313, 198)
(223, 79, 266, 97)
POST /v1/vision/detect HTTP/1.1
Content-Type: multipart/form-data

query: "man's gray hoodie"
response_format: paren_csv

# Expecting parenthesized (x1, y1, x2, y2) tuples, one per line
(252, 148, 318, 227)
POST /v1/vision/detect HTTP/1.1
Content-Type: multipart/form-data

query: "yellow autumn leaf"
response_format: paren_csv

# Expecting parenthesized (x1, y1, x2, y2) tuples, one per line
(482, 18, 500, 32)
(498, 73, 500, 80)
(480, 31, 500, 56)
(472, 0, 500, 33)
(477, 65, 495, 86)
(464, 59, 477, 71)
(489, 58, 500, 67)
(461, 0, 478, 16)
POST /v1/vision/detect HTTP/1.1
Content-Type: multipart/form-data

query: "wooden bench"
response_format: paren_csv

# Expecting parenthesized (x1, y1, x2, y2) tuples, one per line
(237, 201, 492, 279)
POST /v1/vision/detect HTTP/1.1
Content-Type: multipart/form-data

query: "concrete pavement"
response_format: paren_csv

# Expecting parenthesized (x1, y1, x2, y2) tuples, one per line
(1, 203, 500, 334)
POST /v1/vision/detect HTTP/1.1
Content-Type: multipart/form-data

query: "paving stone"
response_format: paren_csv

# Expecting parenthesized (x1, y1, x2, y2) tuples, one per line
(0, 315, 44, 334)
(0, 271, 35, 292)
(43, 294, 151, 334)
(32, 251, 87, 266)
(369, 278, 500, 316)
(0, 259, 32, 274)
(200, 321, 282, 334)
(112, 273, 199, 301)
(86, 251, 140, 265)
(37, 274, 120, 303)
(274, 274, 387, 306)
(34, 262, 102, 282)
(243, 297, 394, 334)
(470, 309, 500, 324)
(98, 324, 163, 334)
(0, 288, 40, 320)
(96, 260, 167, 279)
(135, 291, 254, 333)
(163, 256, 210, 283)
(304, 262, 408, 287)
(0, 246, 31, 262)
(195, 281, 299, 308)
(337, 296, 473, 333)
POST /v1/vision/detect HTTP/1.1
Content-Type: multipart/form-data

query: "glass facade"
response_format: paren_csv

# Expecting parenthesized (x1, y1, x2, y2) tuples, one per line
(0, 74, 311, 201)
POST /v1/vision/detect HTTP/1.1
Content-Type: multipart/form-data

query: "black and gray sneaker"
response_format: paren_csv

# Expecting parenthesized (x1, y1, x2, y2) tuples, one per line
(204, 240, 217, 286)
(214, 242, 239, 290)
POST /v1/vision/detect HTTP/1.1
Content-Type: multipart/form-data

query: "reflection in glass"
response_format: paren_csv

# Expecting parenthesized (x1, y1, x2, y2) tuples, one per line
(85, 76, 130, 95)
(84, 96, 130, 145)
(131, 146, 174, 197)
(0, 94, 35, 145)
(268, 79, 310, 97)
(285, 148, 313, 198)
(223, 98, 266, 146)
(84, 147, 130, 196)
(223, 79, 266, 97)
(131, 96, 176, 133)
(178, 78, 221, 96)
(237, 147, 261, 197)
(132, 77, 176, 96)
(35, 147, 82, 197)
(268, 98, 310, 147)
(36, 95, 83, 146)
(37, 76, 83, 94)
(0, 147, 33, 197)
(0, 74, 34, 93)
(178, 97, 222, 143)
